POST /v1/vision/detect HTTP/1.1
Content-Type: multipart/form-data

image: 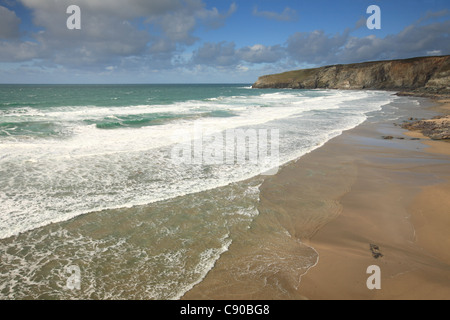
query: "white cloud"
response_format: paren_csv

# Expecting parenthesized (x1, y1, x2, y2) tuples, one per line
(238, 44, 285, 64)
(199, 2, 237, 29)
(1, 3, 449, 82)
(286, 18, 450, 65)
(252, 6, 298, 22)
(417, 9, 450, 24)
(0, 6, 21, 39)
(0, 41, 40, 62)
(20, 0, 182, 20)
(427, 50, 442, 56)
(191, 42, 287, 67)
(0, 0, 236, 68)
(337, 20, 450, 63)
(146, 1, 237, 44)
(287, 29, 350, 65)
(192, 41, 238, 66)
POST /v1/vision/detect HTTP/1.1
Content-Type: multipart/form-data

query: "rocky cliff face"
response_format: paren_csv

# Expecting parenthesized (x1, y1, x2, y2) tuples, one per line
(252, 56, 450, 96)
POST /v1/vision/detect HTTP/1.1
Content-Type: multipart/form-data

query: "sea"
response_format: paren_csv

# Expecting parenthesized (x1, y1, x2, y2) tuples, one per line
(0, 84, 417, 299)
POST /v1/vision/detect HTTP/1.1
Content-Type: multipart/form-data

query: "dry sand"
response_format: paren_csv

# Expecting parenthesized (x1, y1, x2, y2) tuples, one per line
(183, 99, 450, 300)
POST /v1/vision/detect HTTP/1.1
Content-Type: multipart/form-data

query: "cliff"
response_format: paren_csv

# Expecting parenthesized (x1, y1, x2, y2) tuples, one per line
(252, 56, 450, 96)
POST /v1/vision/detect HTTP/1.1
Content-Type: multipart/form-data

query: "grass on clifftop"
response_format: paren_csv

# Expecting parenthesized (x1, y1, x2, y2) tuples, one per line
(260, 67, 319, 83)
(258, 55, 450, 83)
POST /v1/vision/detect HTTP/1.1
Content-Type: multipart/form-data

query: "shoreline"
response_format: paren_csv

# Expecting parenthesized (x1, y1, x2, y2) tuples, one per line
(183, 96, 450, 300)
(288, 98, 450, 300)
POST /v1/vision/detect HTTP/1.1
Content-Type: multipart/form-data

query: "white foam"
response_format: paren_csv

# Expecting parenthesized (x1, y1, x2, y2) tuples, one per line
(0, 90, 396, 239)
(174, 236, 232, 300)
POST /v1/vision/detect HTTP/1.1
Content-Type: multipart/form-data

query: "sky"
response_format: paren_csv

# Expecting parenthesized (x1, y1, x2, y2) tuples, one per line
(0, 0, 449, 84)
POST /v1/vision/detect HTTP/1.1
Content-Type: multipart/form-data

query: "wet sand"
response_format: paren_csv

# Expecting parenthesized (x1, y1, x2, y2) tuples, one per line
(183, 99, 450, 300)
(289, 100, 450, 300)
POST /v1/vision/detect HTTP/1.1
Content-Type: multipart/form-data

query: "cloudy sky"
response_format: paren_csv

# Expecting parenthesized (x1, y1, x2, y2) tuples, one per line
(0, 0, 449, 83)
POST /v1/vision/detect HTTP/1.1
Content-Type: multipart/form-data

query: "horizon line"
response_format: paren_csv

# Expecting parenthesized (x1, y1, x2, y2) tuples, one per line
(0, 82, 254, 86)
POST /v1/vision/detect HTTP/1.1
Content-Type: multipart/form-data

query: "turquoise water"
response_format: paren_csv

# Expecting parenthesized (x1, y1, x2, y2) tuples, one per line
(0, 84, 252, 108)
(0, 84, 253, 136)
(0, 84, 401, 299)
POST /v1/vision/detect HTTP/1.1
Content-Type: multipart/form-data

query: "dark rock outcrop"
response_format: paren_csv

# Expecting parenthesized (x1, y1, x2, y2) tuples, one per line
(401, 116, 450, 140)
(370, 244, 384, 259)
(252, 55, 450, 96)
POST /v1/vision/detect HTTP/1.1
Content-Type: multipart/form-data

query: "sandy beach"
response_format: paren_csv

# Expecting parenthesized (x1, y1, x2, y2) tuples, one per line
(278, 99, 450, 300)
(2, 1, 449, 303)
(183, 98, 450, 300)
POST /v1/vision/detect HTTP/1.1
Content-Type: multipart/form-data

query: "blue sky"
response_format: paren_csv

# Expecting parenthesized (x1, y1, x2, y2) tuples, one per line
(0, 0, 449, 83)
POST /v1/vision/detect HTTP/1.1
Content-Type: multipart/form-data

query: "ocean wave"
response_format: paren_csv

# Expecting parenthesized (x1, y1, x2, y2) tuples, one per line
(0, 89, 395, 239)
